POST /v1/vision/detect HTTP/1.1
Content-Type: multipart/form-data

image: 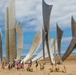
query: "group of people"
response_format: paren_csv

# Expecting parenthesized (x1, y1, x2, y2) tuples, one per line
(49, 64, 66, 73)
(1, 59, 39, 72)
(1, 59, 66, 73)
(2, 60, 7, 69)
(2, 59, 24, 70)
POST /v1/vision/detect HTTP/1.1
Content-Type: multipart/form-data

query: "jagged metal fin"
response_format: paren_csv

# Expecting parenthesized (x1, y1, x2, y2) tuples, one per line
(42, 0, 53, 64)
(16, 22, 23, 60)
(56, 24, 63, 64)
(33, 38, 54, 62)
(38, 38, 58, 64)
(61, 39, 75, 61)
(22, 30, 42, 63)
(42, 0, 53, 32)
(42, 26, 46, 63)
(0, 29, 2, 64)
(5, 7, 10, 63)
(61, 16, 76, 61)
(71, 16, 76, 37)
(8, 0, 16, 62)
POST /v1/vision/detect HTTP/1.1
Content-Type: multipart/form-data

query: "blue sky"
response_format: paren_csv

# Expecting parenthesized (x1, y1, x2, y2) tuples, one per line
(1, 0, 76, 57)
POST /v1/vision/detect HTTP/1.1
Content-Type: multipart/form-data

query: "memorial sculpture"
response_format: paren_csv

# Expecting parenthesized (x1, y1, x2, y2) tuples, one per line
(5, 7, 10, 62)
(5, 0, 22, 62)
(4, 0, 76, 64)
(0, 29, 2, 64)
(16, 22, 23, 60)
(42, 0, 53, 64)
(5, 0, 16, 62)
(53, 38, 57, 64)
(8, 0, 16, 62)
(22, 31, 42, 63)
(38, 39, 57, 62)
(32, 38, 54, 62)
(56, 24, 63, 64)
(61, 16, 76, 62)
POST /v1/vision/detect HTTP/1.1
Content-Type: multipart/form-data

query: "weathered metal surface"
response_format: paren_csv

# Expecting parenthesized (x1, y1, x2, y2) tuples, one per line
(56, 24, 63, 64)
(61, 16, 76, 61)
(5, 0, 16, 62)
(38, 39, 57, 63)
(0, 29, 2, 64)
(5, 7, 10, 62)
(32, 38, 55, 62)
(8, 0, 16, 62)
(42, 0, 53, 64)
(16, 22, 23, 60)
(22, 31, 42, 63)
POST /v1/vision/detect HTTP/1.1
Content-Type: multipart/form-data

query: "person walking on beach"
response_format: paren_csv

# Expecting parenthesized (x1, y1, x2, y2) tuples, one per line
(35, 60, 38, 70)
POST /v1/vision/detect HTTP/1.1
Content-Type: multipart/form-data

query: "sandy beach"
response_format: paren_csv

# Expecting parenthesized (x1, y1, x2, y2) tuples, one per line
(0, 55, 76, 75)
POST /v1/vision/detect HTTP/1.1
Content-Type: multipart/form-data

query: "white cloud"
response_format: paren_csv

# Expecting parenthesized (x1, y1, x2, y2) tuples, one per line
(1, 0, 76, 55)
(15, 0, 76, 32)
(0, 0, 76, 32)
(0, 0, 7, 12)
(50, 0, 76, 29)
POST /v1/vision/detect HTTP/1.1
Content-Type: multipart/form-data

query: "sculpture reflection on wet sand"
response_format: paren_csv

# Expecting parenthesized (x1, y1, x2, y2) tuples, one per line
(42, 0, 53, 64)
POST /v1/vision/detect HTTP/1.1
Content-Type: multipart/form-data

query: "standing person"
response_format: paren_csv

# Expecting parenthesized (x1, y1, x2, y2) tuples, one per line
(12, 60, 15, 68)
(8, 62, 11, 70)
(35, 60, 38, 70)
(29, 59, 32, 68)
(17, 60, 21, 70)
(21, 62, 24, 70)
(27, 59, 32, 71)
(15, 60, 18, 68)
(2, 60, 5, 69)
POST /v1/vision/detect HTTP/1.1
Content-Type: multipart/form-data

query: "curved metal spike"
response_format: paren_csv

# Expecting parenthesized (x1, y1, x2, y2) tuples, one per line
(42, 0, 53, 32)
(56, 24, 63, 64)
(0, 29, 2, 64)
(42, 0, 53, 64)
(61, 16, 76, 61)
(32, 38, 54, 62)
(71, 16, 76, 37)
(22, 30, 42, 63)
